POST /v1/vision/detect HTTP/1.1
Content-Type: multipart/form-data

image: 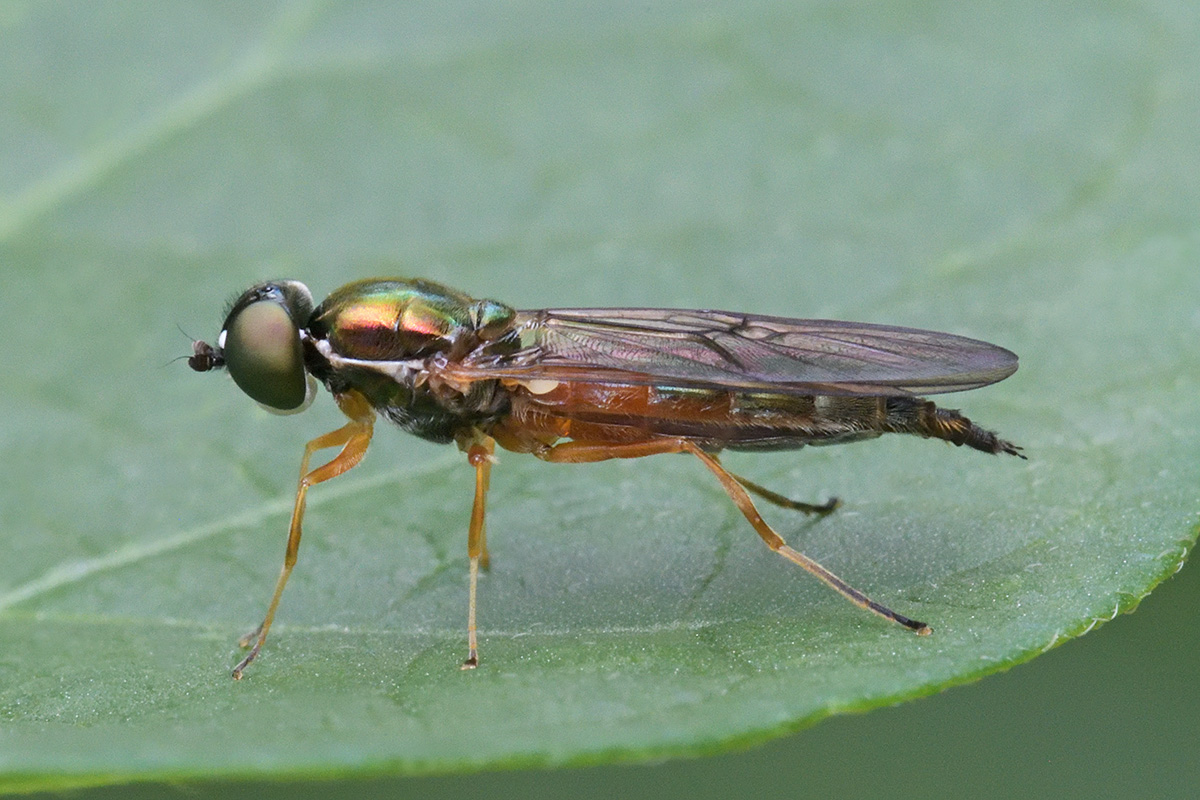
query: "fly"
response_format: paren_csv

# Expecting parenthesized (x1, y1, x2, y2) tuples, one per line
(189, 277, 1023, 678)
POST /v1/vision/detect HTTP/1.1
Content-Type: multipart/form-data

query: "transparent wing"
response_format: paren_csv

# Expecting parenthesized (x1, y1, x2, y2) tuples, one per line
(450, 308, 1019, 396)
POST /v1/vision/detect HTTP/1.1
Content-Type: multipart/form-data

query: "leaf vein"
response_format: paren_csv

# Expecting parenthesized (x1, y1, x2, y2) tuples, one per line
(0, 453, 459, 612)
(0, 0, 327, 242)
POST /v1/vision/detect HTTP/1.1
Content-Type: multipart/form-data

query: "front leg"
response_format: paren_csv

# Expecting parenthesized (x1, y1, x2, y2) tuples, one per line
(232, 390, 375, 679)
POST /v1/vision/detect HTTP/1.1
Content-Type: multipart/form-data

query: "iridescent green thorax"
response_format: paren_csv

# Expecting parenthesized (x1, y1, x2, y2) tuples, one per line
(304, 278, 517, 443)
(309, 278, 497, 360)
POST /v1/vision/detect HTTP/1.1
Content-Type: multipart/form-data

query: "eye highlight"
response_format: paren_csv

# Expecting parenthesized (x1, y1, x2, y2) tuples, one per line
(222, 291, 312, 412)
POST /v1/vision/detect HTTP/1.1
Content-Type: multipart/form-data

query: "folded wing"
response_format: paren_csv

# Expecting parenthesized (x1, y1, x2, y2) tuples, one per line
(452, 308, 1018, 397)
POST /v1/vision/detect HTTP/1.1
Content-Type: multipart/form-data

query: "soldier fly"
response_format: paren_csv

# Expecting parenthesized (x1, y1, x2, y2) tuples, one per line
(189, 277, 1022, 678)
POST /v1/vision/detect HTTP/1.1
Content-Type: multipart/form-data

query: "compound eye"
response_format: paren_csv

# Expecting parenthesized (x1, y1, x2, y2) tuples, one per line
(222, 299, 312, 412)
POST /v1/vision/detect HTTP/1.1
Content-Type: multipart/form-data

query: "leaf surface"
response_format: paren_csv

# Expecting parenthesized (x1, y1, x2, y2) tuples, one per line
(1, 1, 1197, 792)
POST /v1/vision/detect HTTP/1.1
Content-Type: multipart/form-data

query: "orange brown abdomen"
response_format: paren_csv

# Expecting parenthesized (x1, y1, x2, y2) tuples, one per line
(496, 380, 888, 452)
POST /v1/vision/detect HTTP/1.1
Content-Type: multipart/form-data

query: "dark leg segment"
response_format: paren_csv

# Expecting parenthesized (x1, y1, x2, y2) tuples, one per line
(726, 470, 841, 516)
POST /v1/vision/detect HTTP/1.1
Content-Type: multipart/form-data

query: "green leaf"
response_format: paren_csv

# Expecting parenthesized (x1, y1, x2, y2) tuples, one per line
(1, 1, 1197, 792)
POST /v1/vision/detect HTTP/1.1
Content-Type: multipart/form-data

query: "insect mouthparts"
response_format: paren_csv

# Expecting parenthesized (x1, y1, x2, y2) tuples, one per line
(188, 340, 224, 372)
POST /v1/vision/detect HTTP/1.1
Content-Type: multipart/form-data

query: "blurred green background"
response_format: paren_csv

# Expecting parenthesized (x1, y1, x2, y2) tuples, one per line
(2, 1, 1198, 797)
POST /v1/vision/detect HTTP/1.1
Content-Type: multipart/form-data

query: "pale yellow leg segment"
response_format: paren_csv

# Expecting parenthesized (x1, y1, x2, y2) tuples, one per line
(232, 390, 376, 679)
(461, 436, 494, 669)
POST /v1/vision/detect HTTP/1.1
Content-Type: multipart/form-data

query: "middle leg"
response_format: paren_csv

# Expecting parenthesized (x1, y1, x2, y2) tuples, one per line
(461, 435, 494, 669)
